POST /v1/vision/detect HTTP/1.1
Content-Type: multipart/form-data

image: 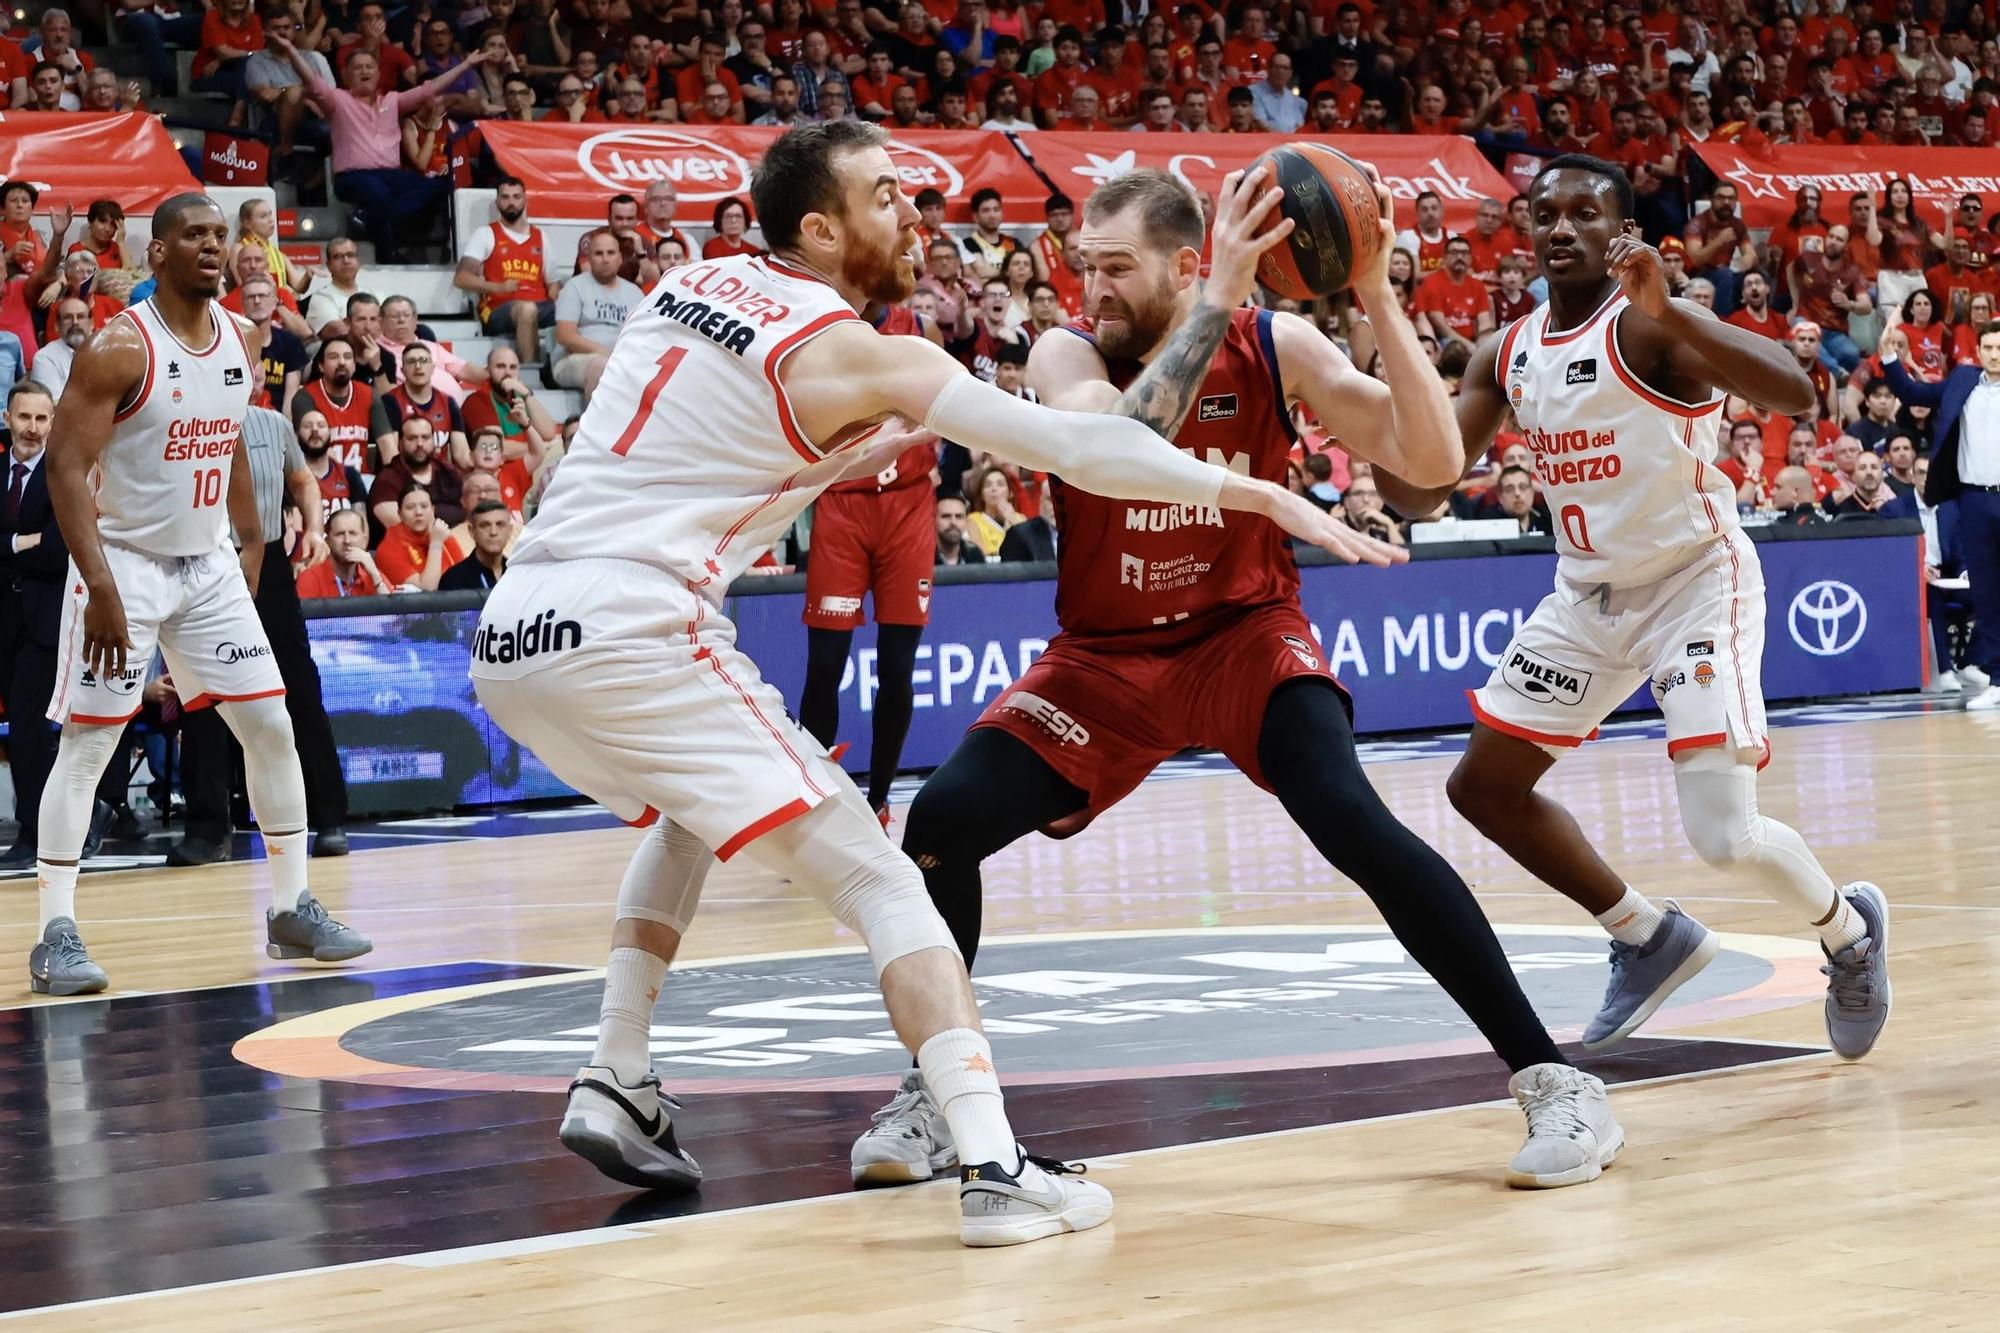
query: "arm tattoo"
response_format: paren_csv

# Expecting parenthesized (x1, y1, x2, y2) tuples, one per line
(1110, 298, 1232, 438)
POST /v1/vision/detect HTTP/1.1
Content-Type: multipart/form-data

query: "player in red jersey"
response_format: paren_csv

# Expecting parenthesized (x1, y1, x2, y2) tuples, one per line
(850, 169, 1625, 1194)
(798, 301, 945, 822)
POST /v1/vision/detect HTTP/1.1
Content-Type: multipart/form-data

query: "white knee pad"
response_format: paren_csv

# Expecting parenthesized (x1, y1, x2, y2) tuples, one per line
(217, 696, 308, 833)
(41, 722, 127, 858)
(1673, 748, 1760, 868)
(739, 790, 960, 977)
(827, 844, 960, 978)
(616, 819, 713, 934)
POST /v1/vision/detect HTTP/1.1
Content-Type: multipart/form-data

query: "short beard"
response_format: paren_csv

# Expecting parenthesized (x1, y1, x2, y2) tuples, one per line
(498, 204, 524, 224)
(1093, 273, 1177, 361)
(842, 234, 915, 306)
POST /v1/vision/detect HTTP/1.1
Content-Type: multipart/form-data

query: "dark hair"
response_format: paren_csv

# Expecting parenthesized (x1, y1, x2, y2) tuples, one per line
(86, 198, 123, 224)
(1082, 168, 1204, 253)
(970, 186, 1002, 211)
(471, 499, 511, 519)
(608, 193, 638, 215)
(400, 484, 433, 509)
(495, 174, 526, 193)
(1902, 287, 1940, 323)
(1054, 24, 1083, 45)
(316, 334, 356, 367)
(1498, 464, 1534, 484)
(994, 338, 1029, 365)
(1227, 85, 1254, 104)
(751, 120, 887, 251)
(150, 190, 218, 240)
(345, 291, 379, 315)
(1024, 279, 1056, 300)
(7, 379, 52, 409)
(1045, 191, 1074, 214)
(1533, 153, 1636, 224)
(1979, 319, 2000, 342)
(914, 187, 946, 209)
(711, 194, 750, 230)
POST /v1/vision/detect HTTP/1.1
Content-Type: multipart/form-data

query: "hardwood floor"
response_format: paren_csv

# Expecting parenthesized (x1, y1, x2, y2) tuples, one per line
(3, 708, 1996, 1329)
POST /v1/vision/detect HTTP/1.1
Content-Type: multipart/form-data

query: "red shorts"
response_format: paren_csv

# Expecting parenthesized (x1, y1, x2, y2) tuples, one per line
(973, 602, 1350, 833)
(803, 484, 934, 630)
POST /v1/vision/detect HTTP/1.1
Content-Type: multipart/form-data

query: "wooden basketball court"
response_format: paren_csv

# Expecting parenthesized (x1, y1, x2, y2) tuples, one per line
(3, 705, 1996, 1329)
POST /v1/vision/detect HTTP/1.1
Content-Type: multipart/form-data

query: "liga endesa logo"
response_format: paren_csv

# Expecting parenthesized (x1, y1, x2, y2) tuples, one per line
(576, 128, 755, 201)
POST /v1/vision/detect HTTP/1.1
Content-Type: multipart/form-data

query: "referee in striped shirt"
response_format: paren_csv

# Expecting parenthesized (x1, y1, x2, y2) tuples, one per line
(172, 405, 351, 863)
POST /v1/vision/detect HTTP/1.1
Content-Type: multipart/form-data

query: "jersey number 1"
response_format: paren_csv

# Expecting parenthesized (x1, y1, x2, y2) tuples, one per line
(191, 467, 224, 509)
(611, 347, 687, 457)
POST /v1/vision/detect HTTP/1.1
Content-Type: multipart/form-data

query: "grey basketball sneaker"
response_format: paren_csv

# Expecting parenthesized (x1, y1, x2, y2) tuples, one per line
(1582, 901, 1721, 1050)
(559, 1065, 703, 1193)
(851, 1069, 957, 1186)
(1506, 1063, 1624, 1189)
(28, 917, 108, 996)
(265, 896, 373, 962)
(959, 1151, 1113, 1247)
(1822, 882, 1891, 1060)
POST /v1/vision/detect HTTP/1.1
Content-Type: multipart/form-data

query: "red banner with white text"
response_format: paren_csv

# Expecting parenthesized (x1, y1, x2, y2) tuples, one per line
(0, 112, 199, 212)
(1691, 142, 2000, 231)
(478, 123, 1513, 231)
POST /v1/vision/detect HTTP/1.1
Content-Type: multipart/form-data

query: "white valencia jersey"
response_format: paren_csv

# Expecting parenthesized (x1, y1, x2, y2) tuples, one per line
(1499, 291, 1735, 587)
(104, 298, 257, 557)
(518, 255, 875, 600)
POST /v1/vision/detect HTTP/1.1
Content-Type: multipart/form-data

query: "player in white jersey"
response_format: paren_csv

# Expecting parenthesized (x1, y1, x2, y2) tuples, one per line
(470, 122, 1382, 1248)
(1379, 156, 1890, 1061)
(29, 193, 369, 996)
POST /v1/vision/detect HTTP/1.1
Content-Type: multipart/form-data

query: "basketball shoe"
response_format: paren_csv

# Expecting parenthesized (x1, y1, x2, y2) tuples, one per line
(851, 1069, 957, 1185)
(1505, 1063, 1623, 1188)
(28, 917, 108, 996)
(266, 896, 373, 962)
(1582, 901, 1720, 1050)
(1822, 882, 1891, 1060)
(559, 1065, 703, 1192)
(958, 1150, 1112, 1247)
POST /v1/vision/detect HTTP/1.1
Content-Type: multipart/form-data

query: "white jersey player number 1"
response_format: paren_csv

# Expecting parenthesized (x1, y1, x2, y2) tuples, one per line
(515, 255, 869, 597)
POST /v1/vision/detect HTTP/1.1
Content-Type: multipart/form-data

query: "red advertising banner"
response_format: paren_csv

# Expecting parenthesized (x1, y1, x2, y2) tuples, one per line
(479, 123, 1513, 231)
(1691, 142, 2000, 230)
(0, 112, 200, 212)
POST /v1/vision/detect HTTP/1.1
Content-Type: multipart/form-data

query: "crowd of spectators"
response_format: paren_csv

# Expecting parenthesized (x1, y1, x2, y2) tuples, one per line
(0, 0, 1989, 682)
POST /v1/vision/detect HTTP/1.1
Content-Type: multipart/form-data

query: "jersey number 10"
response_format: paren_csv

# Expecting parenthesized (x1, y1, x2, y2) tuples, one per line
(191, 467, 225, 509)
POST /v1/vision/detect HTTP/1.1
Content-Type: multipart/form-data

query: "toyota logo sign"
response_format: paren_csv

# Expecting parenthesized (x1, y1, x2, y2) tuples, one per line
(1787, 579, 1868, 656)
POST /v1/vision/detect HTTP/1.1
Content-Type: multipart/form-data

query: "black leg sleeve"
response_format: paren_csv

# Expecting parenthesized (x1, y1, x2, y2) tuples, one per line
(178, 706, 234, 844)
(1257, 679, 1566, 1073)
(260, 543, 348, 828)
(900, 726, 1087, 970)
(797, 627, 852, 750)
(866, 623, 923, 809)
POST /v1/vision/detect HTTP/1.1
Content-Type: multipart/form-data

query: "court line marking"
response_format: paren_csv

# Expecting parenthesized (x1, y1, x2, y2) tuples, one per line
(0, 960, 586, 1011)
(1, 1041, 1830, 1320)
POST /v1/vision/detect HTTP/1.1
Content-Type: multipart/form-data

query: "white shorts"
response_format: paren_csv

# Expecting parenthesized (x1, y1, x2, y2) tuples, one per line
(52, 543, 284, 726)
(470, 558, 849, 860)
(1470, 531, 1770, 767)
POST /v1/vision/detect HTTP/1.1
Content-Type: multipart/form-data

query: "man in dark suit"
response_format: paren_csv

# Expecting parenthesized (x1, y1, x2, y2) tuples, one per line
(1883, 456, 1976, 692)
(0, 382, 70, 868)
(1881, 320, 2000, 709)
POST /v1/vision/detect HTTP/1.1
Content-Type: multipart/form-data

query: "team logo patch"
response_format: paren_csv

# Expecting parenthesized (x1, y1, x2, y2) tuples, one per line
(1509, 380, 1524, 408)
(1693, 662, 1716, 689)
(1501, 646, 1591, 706)
(1281, 633, 1320, 670)
(224, 367, 244, 386)
(1512, 350, 1528, 373)
(1197, 394, 1239, 423)
(816, 596, 863, 615)
(166, 360, 182, 379)
(998, 690, 1090, 747)
(79, 664, 142, 695)
(1686, 640, 1715, 657)
(1564, 358, 1598, 385)
(917, 578, 931, 614)
(1119, 553, 1145, 589)
(171, 389, 184, 405)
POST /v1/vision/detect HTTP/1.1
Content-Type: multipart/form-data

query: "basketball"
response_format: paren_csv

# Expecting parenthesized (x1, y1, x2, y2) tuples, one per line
(1250, 143, 1389, 301)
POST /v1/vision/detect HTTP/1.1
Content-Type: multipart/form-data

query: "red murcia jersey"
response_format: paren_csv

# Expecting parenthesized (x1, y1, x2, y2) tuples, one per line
(829, 305, 939, 494)
(1051, 306, 1298, 645)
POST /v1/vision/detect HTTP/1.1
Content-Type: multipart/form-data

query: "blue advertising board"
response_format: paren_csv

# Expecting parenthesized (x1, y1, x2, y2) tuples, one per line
(307, 529, 1923, 814)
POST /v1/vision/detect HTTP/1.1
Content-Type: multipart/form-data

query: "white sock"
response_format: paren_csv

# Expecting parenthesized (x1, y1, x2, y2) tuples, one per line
(36, 861, 79, 933)
(917, 1028, 1017, 1170)
(1815, 891, 1867, 953)
(1595, 888, 1665, 946)
(594, 946, 670, 1085)
(265, 830, 309, 914)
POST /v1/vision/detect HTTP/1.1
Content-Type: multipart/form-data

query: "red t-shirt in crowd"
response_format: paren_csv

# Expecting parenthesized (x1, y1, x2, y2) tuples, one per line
(1414, 268, 1488, 340)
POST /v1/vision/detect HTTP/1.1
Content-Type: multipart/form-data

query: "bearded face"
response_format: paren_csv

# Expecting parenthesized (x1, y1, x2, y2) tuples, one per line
(1090, 260, 1178, 361)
